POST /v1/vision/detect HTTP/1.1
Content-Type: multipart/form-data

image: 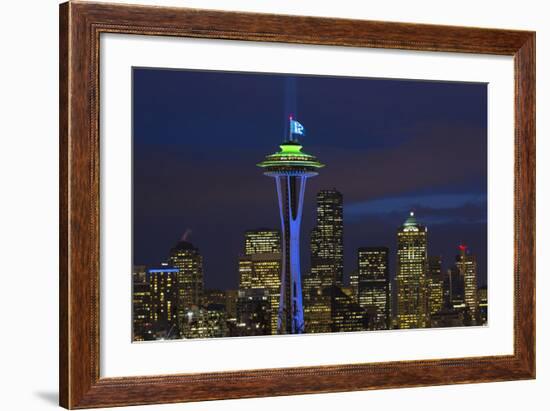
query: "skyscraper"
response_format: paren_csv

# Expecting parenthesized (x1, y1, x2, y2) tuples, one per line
(249, 253, 281, 334)
(310, 190, 344, 289)
(446, 266, 466, 317)
(224, 290, 239, 321)
(238, 257, 253, 290)
(244, 229, 280, 255)
(168, 240, 204, 327)
(257, 123, 323, 334)
(395, 211, 429, 329)
(202, 289, 226, 307)
(180, 305, 227, 339)
(147, 266, 179, 339)
(302, 291, 332, 334)
(477, 286, 488, 324)
(427, 255, 444, 316)
(456, 245, 478, 324)
(328, 286, 369, 333)
(349, 270, 359, 301)
(357, 247, 390, 330)
(132, 265, 152, 341)
(304, 189, 344, 333)
(235, 288, 272, 336)
(238, 229, 281, 334)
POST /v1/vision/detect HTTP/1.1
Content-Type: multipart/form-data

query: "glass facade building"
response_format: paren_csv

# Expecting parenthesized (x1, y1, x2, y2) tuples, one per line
(396, 212, 429, 329)
(357, 247, 390, 330)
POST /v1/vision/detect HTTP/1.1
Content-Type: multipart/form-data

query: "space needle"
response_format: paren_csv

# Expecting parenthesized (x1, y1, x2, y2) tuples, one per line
(257, 117, 324, 334)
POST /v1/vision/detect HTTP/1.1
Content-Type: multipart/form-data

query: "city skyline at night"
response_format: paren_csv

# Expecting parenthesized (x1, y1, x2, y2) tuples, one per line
(133, 68, 487, 292)
(132, 67, 488, 340)
(132, 203, 487, 340)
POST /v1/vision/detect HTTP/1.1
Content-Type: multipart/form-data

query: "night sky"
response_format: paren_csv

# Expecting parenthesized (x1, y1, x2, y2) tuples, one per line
(133, 67, 487, 291)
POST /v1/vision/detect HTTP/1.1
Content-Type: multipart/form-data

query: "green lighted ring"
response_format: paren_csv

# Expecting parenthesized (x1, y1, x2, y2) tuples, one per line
(258, 144, 324, 169)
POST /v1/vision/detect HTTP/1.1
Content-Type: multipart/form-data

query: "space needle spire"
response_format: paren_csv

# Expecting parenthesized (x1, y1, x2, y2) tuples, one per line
(257, 117, 324, 334)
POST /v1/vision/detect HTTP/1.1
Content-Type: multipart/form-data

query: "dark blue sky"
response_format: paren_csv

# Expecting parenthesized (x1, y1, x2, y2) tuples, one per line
(133, 67, 487, 290)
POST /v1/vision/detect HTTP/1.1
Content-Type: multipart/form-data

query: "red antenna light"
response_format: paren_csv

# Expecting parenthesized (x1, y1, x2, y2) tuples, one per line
(458, 244, 467, 252)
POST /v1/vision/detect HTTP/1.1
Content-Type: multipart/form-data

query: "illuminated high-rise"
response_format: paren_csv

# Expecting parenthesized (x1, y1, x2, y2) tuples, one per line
(239, 229, 281, 334)
(303, 267, 331, 334)
(328, 286, 369, 333)
(168, 240, 204, 327)
(456, 245, 478, 324)
(248, 253, 281, 334)
(238, 257, 253, 290)
(427, 255, 444, 316)
(357, 247, 390, 330)
(244, 229, 280, 255)
(304, 189, 344, 333)
(303, 292, 332, 334)
(395, 211, 429, 329)
(224, 290, 238, 321)
(446, 266, 465, 312)
(132, 265, 152, 341)
(477, 286, 488, 324)
(147, 266, 179, 339)
(202, 289, 226, 307)
(349, 270, 359, 301)
(180, 304, 228, 339)
(133, 264, 147, 283)
(310, 190, 344, 289)
(235, 288, 272, 336)
(258, 122, 323, 334)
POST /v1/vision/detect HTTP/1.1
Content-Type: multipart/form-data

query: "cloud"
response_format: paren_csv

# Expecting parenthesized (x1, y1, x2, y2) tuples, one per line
(346, 193, 487, 225)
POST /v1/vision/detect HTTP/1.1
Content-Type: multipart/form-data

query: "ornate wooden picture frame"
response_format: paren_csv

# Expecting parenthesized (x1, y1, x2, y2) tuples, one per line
(59, 1, 535, 408)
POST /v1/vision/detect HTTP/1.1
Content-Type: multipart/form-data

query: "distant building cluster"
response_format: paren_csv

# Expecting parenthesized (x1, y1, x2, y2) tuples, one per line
(133, 189, 488, 341)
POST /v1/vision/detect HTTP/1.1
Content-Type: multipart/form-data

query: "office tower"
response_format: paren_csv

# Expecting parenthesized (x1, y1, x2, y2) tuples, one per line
(179, 304, 227, 339)
(349, 270, 359, 301)
(310, 190, 344, 289)
(224, 289, 238, 321)
(235, 288, 272, 336)
(304, 189, 343, 333)
(388, 281, 393, 328)
(456, 245, 479, 324)
(179, 306, 203, 339)
(303, 269, 331, 334)
(442, 268, 452, 309)
(205, 304, 228, 338)
(438, 266, 467, 328)
(430, 309, 466, 328)
(302, 272, 322, 299)
(395, 211, 429, 329)
(202, 289, 226, 307)
(244, 229, 280, 255)
(303, 290, 332, 334)
(328, 286, 369, 333)
(133, 264, 147, 283)
(239, 252, 281, 334)
(447, 267, 465, 309)
(357, 247, 391, 330)
(238, 229, 281, 334)
(427, 255, 444, 315)
(477, 286, 488, 324)
(238, 257, 253, 290)
(180, 305, 227, 339)
(258, 125, 323, 334)
(132, 265, 152, 341)
(249, 253, 281, 334)
(224, 289, 239, 336)
(147, 266, 179, 339)
(168, 240, 204, 328)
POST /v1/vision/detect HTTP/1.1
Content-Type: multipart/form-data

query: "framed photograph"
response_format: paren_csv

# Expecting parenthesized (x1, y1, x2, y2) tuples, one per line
(59, 1, 535, 408)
